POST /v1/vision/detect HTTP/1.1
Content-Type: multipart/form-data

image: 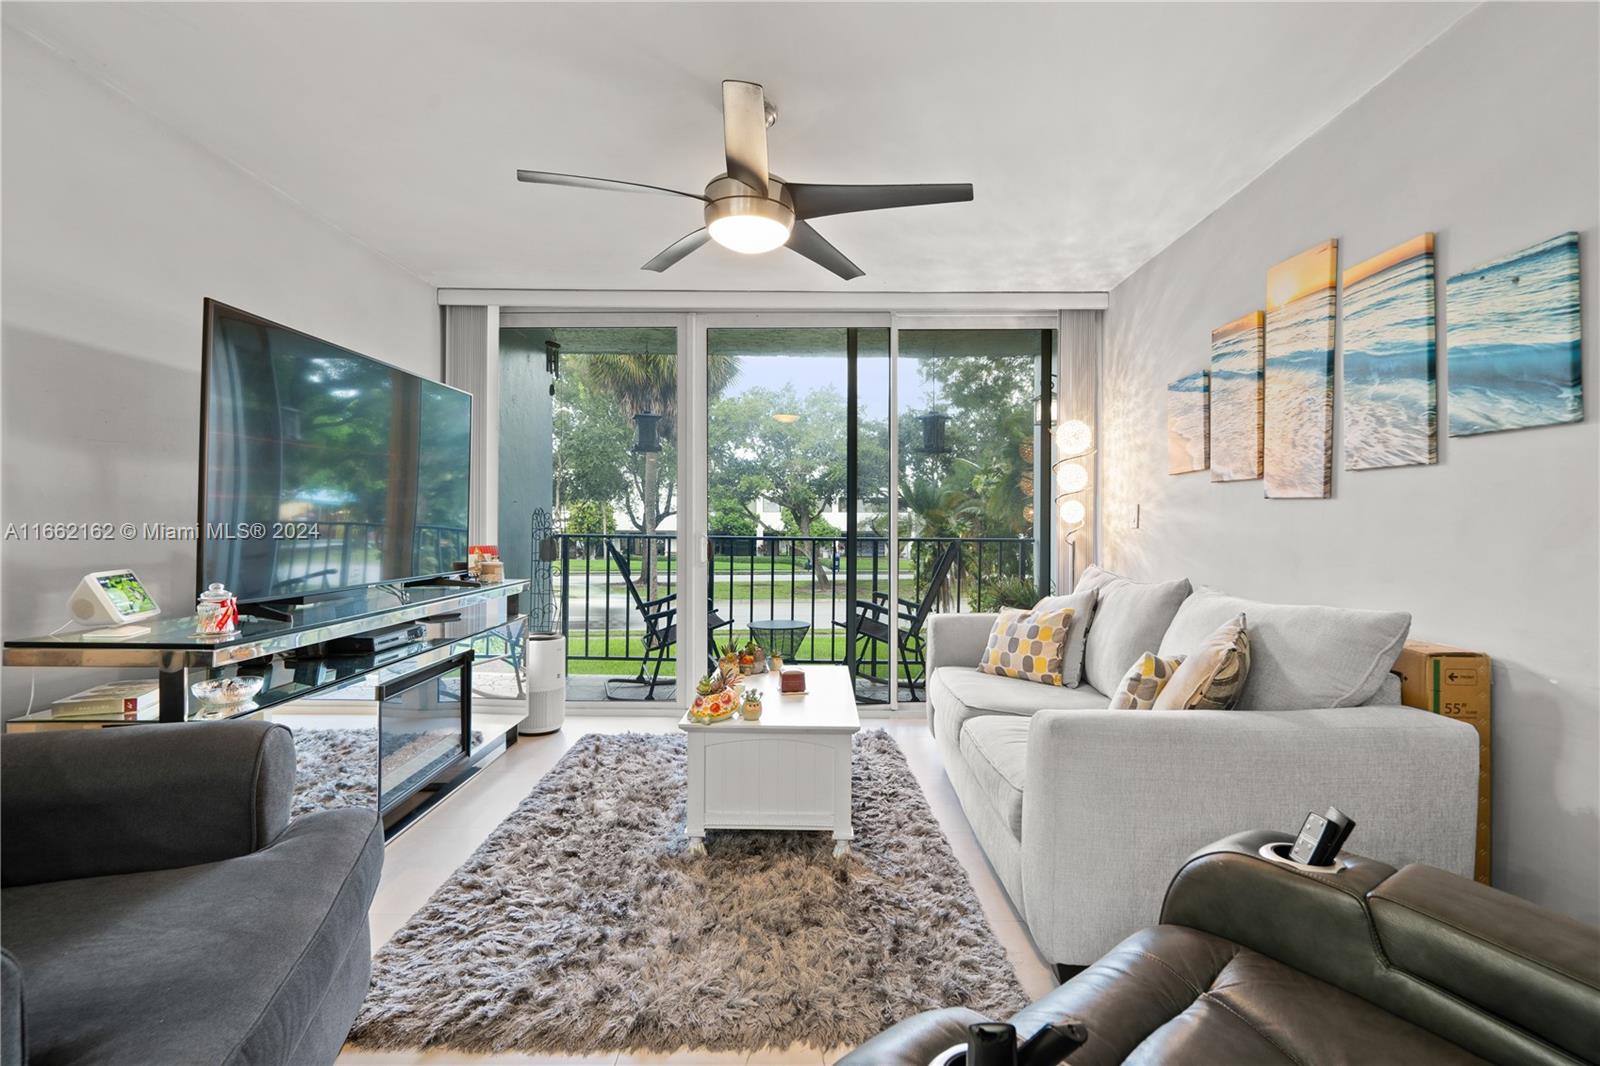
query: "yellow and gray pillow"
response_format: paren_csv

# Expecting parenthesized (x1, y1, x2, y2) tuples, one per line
(1108, 652, 1186, 709)
(978, 606, 1074, 686)
(1153, 613, 1252, 710)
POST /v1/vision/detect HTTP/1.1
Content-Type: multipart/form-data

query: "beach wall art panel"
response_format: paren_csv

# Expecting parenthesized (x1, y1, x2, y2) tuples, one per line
(1343, 233, 1438, 469)
(1167, 370, 1210, 474)
(1264, 239, 1338, 498)
(1210, 312, 1265, 481)
(1446, 231, 1582, 436)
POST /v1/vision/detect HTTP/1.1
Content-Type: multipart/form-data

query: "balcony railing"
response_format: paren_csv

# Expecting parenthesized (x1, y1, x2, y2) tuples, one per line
(555, 532, 1035, 695)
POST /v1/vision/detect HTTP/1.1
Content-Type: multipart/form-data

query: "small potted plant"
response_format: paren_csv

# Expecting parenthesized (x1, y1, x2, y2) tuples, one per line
(740, 687, 763, 720)
(719, 643, 741, 685)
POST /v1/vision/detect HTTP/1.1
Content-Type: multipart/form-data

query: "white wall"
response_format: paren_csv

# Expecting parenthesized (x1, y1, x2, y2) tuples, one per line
(1101, 2, 1599, 921)
(0, 25, 439, 715)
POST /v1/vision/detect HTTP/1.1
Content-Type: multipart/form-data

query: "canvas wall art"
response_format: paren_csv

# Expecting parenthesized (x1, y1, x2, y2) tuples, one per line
(1167, 370, 1209, 474)
(1264, 239, 1338, 498)
(1342, 233, 1437, 469)
(1446, 231, 1582, 436)
(1209, 312, 1265, 481)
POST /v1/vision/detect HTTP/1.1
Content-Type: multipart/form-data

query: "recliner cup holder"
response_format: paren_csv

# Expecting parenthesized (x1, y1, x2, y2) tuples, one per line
(1258, 841, 1342, 873)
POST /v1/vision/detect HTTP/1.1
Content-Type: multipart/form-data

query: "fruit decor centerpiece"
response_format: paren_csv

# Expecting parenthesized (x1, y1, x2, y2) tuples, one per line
(690, 669, 739, 723)
(737, 638, 767, 675)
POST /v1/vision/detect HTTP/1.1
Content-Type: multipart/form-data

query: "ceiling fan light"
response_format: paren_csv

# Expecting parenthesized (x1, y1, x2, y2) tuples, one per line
(708, 214, 791, 254)
(704, 189, 795, 255)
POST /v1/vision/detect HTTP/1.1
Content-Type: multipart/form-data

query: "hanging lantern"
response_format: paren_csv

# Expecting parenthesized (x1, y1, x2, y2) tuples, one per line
(632, 411, 663, 453)
(919, 411, 950, 454)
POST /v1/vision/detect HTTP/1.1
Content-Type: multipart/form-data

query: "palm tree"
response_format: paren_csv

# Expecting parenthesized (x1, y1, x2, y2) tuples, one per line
(583, 350, 740, 597)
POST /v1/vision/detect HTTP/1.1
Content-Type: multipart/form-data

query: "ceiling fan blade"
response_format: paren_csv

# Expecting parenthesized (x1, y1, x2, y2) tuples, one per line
(721, 80, 770, 197)
(786, 221, 863, 281)
(641, 228, 711, 273)
(516, 170, 707, 201)
(787, 182, 973, 219)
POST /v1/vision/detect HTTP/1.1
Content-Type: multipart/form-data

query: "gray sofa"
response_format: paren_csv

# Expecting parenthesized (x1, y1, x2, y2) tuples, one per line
(1, 722, 383, 1066)
(926, 566, 1481, 967)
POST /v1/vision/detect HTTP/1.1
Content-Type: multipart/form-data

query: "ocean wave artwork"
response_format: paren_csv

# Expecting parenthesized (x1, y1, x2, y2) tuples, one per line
(1264, 240, 1337, 498)
(1446, 232, 1582, 436)
(1210, 311, 1265, 482)
(1167, 370, 1209, 475)
(1343, 233, 1437, 470)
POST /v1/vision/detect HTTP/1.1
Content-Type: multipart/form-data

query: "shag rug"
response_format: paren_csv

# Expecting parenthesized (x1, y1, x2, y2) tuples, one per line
(289, 727, 481, 818)
(348, 730, 1029, 1055)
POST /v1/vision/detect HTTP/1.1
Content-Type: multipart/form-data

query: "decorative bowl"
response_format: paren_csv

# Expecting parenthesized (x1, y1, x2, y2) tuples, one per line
(190, 675, 264, 707)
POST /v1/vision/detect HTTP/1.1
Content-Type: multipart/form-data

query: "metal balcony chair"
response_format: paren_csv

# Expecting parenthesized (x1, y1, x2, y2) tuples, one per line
(840, 542, 959, 701)
(604, 541, 733, 700)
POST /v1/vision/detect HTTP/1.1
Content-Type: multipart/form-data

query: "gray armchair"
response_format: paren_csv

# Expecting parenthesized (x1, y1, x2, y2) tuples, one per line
(1, 722, 383, 1066)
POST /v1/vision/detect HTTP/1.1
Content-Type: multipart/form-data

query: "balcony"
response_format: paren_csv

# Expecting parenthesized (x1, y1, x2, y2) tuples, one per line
(551, 531, 1036, 703)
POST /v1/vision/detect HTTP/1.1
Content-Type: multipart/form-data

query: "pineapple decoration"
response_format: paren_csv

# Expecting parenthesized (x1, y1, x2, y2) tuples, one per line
(718, 642, 741, 685)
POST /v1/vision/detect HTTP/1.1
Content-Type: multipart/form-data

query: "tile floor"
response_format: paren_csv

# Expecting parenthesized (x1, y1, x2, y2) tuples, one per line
(338, 712, 1054, 1066)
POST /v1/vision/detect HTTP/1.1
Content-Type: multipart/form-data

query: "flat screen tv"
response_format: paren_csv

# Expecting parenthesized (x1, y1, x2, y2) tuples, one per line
(199, 300, 471, 605)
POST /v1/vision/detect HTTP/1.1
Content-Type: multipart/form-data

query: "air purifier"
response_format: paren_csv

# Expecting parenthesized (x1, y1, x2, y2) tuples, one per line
(521, 634, 566, 735)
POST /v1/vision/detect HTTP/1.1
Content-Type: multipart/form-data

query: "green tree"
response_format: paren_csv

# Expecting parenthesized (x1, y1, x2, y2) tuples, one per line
(564, 499, 614, 537)
(710, 385, 849, 584)
(552, 375, 632, 520)
(907, 349, 1038, 538)
(579, 350, 740, 596)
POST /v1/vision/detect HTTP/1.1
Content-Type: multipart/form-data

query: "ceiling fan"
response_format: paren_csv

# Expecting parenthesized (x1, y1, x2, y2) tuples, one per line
(516, 80, 974, 281)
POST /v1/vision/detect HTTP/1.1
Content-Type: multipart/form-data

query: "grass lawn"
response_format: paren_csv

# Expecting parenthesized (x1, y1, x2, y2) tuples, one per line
(564, 628, 896, 680)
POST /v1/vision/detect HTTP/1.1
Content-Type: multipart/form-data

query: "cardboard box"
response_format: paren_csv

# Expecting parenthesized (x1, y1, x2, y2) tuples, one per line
(1393, 640, 1492, 884)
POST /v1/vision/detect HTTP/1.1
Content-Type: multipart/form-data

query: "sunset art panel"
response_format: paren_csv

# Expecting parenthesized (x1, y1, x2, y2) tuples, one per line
(1446, 232, 1582, 436)
(1264, 240, 1338, 498)
(1342, 233, 1437, 469)
(1167, 370, 1210, 475)
(1209, 311, 1265, 481)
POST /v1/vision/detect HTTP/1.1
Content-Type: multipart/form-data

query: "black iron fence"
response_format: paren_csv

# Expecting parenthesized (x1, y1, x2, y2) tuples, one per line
(555, 532, 1035, 674)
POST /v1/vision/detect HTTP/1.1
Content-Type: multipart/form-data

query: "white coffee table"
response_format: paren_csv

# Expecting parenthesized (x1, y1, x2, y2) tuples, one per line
(677, 664, 860, 857)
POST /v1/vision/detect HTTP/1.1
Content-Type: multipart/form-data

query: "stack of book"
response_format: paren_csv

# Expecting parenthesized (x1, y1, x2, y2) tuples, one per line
(51, 680, 160, 721)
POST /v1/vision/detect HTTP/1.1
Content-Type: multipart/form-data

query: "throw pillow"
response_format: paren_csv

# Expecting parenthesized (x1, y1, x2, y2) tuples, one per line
(1108, 652, 1186, 710)
(1032, 588, 1097, 688)
(1153, 613, 1251, 710)
(1080, 571, 1194, 695)
(978, 606, 1073, 686)
(1158, 587, 1410, 710)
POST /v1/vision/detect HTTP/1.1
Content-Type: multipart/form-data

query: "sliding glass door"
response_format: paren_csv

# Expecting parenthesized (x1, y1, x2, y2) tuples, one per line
(498, 317, 688, 707)
(701, 322, 893, 702)
(696, 318, 1052, 708)
(489, 312, 1057, 713)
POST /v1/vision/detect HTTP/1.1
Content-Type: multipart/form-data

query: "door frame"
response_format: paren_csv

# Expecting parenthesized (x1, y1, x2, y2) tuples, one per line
(499, 312, 693, 713)
(694, 314, 893, 710)
(889, 315, 1061, 708)
(495, 307, 1068, 715)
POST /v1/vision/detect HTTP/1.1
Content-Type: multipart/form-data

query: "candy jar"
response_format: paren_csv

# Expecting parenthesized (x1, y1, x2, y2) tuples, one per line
(195, 582, 239, 635)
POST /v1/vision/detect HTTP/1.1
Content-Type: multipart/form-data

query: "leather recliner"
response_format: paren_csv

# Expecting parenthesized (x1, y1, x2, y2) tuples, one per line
(841, 830, 1600, 1065)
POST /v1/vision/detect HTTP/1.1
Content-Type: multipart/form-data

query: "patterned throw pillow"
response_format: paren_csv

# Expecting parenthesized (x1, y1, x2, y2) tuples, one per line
(1108, 652, 1187, 710)
(978, 606, 1074, 686)
(1153, 613, 1251, 710)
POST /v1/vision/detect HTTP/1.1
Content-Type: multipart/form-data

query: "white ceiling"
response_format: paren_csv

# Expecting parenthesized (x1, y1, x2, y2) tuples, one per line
(5, 2, 1471, 293)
